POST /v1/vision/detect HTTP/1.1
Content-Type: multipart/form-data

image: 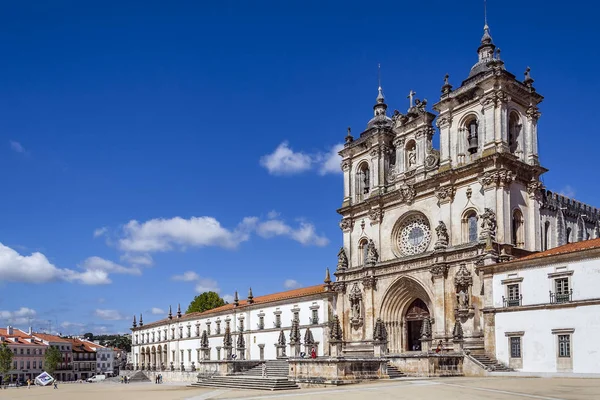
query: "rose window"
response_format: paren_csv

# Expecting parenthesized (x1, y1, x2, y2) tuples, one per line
(397, 215, 431, 255)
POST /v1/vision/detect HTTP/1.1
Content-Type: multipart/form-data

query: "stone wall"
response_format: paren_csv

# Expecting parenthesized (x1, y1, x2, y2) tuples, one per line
(388, 354, 463, 377)
(121, 360, 262, 383)
(289, 357, 387, 385)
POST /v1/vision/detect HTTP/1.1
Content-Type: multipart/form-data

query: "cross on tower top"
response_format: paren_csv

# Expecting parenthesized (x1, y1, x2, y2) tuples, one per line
(407, 90, 416, 108)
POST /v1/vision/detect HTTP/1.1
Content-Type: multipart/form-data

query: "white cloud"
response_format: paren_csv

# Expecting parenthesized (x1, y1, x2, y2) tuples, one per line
(222, 294, 234, 303)
(172, 271, 200, 282)
(260, 141, 343, 176)
(94, 309, 126, 321)
(559, 185, 576, 199)
(0, 307, 37, 325)
(260, 142, 313, 175)
(317, 143, 344, 175)
(195, 278, 220, 294)
(72, 269, 112, 285)
(118, 216, 257, 253)
(93, 227, 108, 238)
(267, 210, 280, 219)
(284, 279, 300, 289)
(120, 253, 153, 266)
(256, 220, 329, 247)
(9, 140, 29, 155)
(60, 321, 85, 329)
(151, 308, 165, 315)
(80, 256, 141, 276)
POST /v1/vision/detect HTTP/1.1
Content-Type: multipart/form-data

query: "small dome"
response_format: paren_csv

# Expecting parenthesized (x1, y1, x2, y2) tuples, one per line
(367, 114, 392, 129)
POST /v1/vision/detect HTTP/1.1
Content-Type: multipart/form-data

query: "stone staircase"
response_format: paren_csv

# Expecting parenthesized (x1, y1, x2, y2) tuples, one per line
(470, 354, 514, 372)
(190, 360, 299, 391)
(238, 360, 289, 377)
(387, 363, 406, 379)
(342, 342, 374, 358)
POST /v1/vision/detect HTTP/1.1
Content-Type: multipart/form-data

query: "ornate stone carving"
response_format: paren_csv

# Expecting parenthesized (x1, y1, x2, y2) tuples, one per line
(430, 263, 449, 278)
(435, 186, 455, 203)
(420, 317, 432, 340)
(434, 221, 449, 250)
(366, 239, 379, 266)
(527, 179, 544, 198)
(368, 208, 384, 225)
(373, 318, 388, 343)
(304, 328, 315, 345)
(436, 116, 452, 129)
(454, 264, 473, 310)
(339, 217, 354, 232)
(495, 90, 511, 104)
(223, 327, 232, 347)
(370, 147, 382, 158)
(277, 329, 286, 346)
(452, 319, 464, 340)
(362, 275, 377, 290)
(236, 332, 245, 349)
(200, 330, 209, 348)
(337, 247, 348, 271)
(398, 184, 416, 204)
(341, 160, 351, 171)
(332, 281, 347, 294)
(349, 283, 363, 328)
(330, 315, 343, 342)
(289, 318, 301, 344)
(526, 103, 541, 121)
(478, 171, 496, 188)
(498, 170, 516, 186)
(479, 208, 497, 241)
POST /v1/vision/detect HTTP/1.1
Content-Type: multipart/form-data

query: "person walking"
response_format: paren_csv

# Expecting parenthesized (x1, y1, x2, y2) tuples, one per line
(27, 379, 30, 389)
(53, 380, 58, 390)
(261, 363, 267, 379)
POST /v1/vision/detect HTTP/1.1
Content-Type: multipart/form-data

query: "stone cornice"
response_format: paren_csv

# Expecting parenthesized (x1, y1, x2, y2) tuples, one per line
(482, 297, 600, 314)
(478, 250, 600, 276)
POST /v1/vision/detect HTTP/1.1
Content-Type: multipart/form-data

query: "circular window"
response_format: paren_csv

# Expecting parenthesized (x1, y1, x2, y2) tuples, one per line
(396, 214, 431, 256)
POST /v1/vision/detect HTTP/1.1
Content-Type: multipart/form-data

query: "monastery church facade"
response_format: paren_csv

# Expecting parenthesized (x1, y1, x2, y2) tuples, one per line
(131, 23, 600, 376)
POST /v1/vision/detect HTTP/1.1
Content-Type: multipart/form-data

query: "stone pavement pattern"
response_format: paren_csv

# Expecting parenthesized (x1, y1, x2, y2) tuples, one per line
(2, 378, 599, 400)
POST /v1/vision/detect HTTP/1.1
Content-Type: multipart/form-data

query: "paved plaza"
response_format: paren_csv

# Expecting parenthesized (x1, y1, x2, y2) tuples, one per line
(2, 378, 599, 400)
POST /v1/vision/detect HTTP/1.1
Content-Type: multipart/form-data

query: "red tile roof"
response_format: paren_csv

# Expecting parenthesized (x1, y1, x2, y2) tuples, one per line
(507, 237, 600, 264)
(33, 333, 72, 343)
(139, 284, 328, 329)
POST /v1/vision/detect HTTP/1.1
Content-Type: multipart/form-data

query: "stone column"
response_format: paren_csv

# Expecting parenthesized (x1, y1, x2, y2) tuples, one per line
(430, 262, 449, 339)
(362, 276, 377, 343)
(527, 181, 543, 252)
(342, 160, 352, 207)
(436, 114, 452, 169)
(526, 104, 540, 166)
(370, 147, 380, 195)
(481, 97, 496, 153)
(394, 137, 405, 175)
(496, 173, 511, 244)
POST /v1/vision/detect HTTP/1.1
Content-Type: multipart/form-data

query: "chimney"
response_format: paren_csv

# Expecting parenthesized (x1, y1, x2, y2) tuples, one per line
(7, 326, 13, 335)
(28, 327, 32, 336)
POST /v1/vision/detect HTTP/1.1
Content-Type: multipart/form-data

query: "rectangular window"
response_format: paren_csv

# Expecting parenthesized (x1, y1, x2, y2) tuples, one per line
(13, 361, 17, 369)
(293, 311, 299, 322)
(195, 325, 200, 337)
(188, 349, 191, 362)
(20, 349, 24, 355)
(180, 350, 184, 363)
(258, 316, 264, 330)
(216, 322, 221, 335)
(187, 326, 191, 338)
(171, 328, 175, 339)
(179, 327, 183, 338)
(275, 314, 281, 328)
(510, 337, 521, 358)
(27, 349, 30, 355)
(554, 278, 571, 303)
(207, 323, 211, 335)
(216, 348, 221, 360)
(26, 361, 30, 369)
(20, 361, 24, 369)
(311, 309, 319, 324)
(558, 335, 571, 357)
(33, 361, 37, 369)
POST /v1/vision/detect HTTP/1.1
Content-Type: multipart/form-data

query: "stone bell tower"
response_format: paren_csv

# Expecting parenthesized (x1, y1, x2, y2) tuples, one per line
(433, 22, 546, 253)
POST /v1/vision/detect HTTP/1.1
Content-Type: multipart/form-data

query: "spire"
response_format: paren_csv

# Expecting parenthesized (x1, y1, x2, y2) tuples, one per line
(233, 291, 239, 307)
(132, 315, 137, 329)
(376, 63, 384, 104)
(177, 304, 182, 318)
(367, 64, 391, 129)
(168, 305, 172, 320)
(247, 287, 254, 304)
(139, 314, 143, 327)
(344, 127, 354, 145)
(324, 267, 331, 285)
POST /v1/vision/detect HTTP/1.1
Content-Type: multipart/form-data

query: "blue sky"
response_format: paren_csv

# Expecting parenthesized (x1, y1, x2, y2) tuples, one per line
(0, 0, 597, 335)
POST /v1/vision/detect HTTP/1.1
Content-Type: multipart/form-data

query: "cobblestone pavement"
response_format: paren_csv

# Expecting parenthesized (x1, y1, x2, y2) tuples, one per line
(2, 377, 599, 400)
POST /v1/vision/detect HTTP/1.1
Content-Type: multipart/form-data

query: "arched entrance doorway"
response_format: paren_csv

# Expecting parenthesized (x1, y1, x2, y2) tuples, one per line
(380, 276, 434, 354)
(405, 299, 430, 351)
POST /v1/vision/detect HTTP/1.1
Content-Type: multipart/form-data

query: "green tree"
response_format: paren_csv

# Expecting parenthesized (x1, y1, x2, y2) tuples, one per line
(44, 346, 62, 376)
(83, 332, 94, 341)
(0, 342, 13, 385)
(186, 291, 225, 314)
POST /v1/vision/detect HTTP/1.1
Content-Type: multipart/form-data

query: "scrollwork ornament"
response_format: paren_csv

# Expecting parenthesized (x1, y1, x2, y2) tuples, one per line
(527, 179, 544, 198)
(435, 186, 456, 203)
(362, 276, 377, 290)
(436, 116, 452, 129)
(332, 281, 346, 294)
(370, 147, 382, 158)
(339, 218, 354, 232)
(430, 263, 449, 278)
(341, 160, 351, 172)
(478, 171, 497, 188)
(368, 208, 384, 225)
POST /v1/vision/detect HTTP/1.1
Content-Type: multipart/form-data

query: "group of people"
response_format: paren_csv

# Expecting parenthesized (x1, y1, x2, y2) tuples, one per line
(120, 376, 130, 384)
(154, 374, 163, 384)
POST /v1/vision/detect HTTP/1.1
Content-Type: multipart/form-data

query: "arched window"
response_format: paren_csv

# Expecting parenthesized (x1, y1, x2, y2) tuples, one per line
(512, 209, 524, 248)
(466, 118, 479, 154)
(508, 112, 521, 154)
(462, 210, 478, 243)
(566, 227, 572, 244)
(357, 162, 370, 201)
(543, 221, 550, 251)
(358, 239, 369, 266)
(405, 140, 416, 169)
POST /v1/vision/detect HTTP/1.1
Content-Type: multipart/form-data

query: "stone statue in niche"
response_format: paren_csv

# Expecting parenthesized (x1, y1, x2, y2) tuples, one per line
(408, 149, 416, 168)
(454, 264, 473, 314)
(349, 283, 363, 328)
